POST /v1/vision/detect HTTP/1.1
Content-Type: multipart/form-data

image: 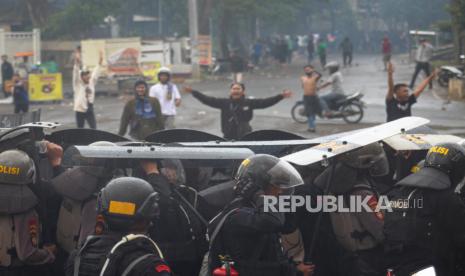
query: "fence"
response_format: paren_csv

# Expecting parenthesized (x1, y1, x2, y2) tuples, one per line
(0, 109, 41, 128)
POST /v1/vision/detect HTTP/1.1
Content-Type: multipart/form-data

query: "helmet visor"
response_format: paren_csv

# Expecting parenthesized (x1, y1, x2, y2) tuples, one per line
(267, 159, 304, 189)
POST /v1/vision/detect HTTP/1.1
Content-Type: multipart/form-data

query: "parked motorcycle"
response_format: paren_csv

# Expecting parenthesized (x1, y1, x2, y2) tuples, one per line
(291, 91, 365, 124)
(438, 54, 465, 87)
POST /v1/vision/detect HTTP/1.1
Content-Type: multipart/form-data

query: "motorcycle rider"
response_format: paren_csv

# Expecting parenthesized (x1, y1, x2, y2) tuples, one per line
(65, 177, 172, 276)
(317, 61, 345, 117)
(206, 154, 314, 276)
(384, 143, 465, 276)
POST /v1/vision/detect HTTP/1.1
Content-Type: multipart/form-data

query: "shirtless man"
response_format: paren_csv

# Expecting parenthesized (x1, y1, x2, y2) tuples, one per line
(301, 64, 322, 132)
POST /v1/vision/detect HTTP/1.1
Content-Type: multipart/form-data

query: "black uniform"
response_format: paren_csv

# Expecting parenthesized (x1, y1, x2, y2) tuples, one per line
(384, 169, 465, 276)
(65, 234, 171, 276)
(145, 173, 207, 276)
(191, 90, 284, 140)
(65, 176, 172, 276)
(210, 197, 296, 276)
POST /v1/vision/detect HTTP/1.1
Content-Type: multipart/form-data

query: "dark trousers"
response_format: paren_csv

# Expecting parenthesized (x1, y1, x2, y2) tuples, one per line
(343, 52, 353, 66)
(75, 104, 96, 129)
(319, 54, 327, 67)
(410, 62, 432, 89)
(14, 103, 29, 114)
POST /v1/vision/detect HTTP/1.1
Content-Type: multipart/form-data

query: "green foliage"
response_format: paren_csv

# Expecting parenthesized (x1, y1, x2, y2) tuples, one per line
(379, 0, 449, 29)
(44, 0, 124, 39)
(448, 0, 465, 28)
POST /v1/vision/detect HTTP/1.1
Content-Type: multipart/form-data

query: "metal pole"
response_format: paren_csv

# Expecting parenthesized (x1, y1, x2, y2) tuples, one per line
(33, 28, 41, 64)
(0, 29, 5, 57)
(158, 0, 162, 37)
(188, 0, 200, 78)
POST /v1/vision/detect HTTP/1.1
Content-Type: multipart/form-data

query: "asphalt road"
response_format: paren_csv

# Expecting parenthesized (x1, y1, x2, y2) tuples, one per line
(1, 54, 464, 139)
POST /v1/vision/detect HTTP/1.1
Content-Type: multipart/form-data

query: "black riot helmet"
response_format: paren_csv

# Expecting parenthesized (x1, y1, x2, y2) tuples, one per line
(234, 154, 304, 196)
(339, 142, 389, 177)
(97, 177, 159, 231)
(424, 143, 465, 187)
(0, 149, 35, 185)
(160, 159, 186, 186)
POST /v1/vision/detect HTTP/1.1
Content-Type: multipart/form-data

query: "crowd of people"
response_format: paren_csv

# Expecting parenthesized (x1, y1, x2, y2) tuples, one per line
(1, 32, 462, 276)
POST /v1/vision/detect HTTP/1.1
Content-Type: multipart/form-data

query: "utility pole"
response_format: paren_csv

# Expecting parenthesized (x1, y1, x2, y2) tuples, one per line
(188, 0, 200, 78)
(158, 0, 162, 37)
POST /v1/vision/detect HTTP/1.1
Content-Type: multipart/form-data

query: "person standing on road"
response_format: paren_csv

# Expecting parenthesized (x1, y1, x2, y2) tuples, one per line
(11, 73, 29, 113)
(307, 35, 315, 64)
(252, 40, 263, 67)
(73, 50, 102, 129)
(301, 65, 322, 132)
(317, 38, 328, 67)
(385, 62, 437, 122)
(1, 55, 14, 98)
(382, 36, 392, 71)
(149, 67, 181, 129)
(229, 50, 247, 83)
(119, 80, 164, 140)
(339, 37, 354, 67)
(410, 38, 434, 89)
(183, 83, 292, 140)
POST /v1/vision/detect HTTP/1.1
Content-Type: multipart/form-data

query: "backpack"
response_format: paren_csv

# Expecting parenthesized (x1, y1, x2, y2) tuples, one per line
(74, 234, 164, 276)
(383, 187, 432, 253)
(329, 182, 384, 252)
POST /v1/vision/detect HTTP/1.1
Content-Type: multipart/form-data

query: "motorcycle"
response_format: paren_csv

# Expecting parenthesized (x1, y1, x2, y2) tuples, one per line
(438, 54, 465, 88)
(291, 91, 365, 124)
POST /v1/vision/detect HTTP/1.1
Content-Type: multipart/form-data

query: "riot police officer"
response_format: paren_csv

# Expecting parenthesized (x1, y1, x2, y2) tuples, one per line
(65, 177, 172, 276)
(53, 141, 118, 254)
(313, 142, 387, 276)
(140, 159, 208, 276)
(206, 154, 312, 276)
(384, 143, 465, 276)
(0, 150, 56, 275)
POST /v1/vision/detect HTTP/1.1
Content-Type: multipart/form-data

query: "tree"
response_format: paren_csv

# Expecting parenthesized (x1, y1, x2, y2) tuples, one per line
(43, 0, 124, 39)
(448, 0, 465, 58)
(379, 0, 449, 30)
(22, 0, 49, 27)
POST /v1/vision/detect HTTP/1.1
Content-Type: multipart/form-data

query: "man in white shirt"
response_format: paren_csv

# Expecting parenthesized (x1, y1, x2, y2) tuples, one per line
(149, 67, 181, 129)
(73, 50, 102, 129)
(410, 38, 434, 89)
(318, 61, 345, 116)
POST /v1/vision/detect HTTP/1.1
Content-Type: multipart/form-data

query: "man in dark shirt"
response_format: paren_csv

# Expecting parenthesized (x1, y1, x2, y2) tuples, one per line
(1, 55, 14, 97)
(385, 62, 436, 122)
(183, 83, 292, 140)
